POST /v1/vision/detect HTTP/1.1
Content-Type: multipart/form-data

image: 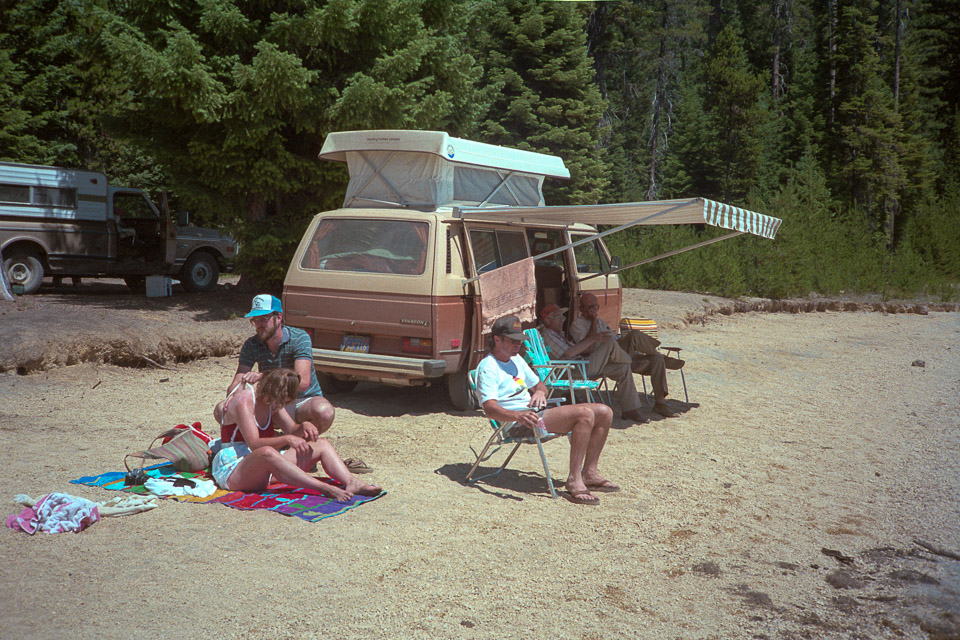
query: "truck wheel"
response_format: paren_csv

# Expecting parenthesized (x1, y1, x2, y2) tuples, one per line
(124, 276, 146, 293)
(316, 372, 359, 395)
(181, 251, 219, 292)
(447, 368, 478, 411)
(3, 249, 44, 294)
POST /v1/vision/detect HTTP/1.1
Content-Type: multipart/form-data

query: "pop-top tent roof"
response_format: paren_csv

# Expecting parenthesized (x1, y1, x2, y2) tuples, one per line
(319, 130, 569, 210)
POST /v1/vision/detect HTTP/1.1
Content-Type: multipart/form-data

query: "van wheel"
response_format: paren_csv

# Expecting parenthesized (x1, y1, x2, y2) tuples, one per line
(181, 251, 219, 292)
(3, 249, 44, 294)
(124, 276, 146, 293)
(447, 369, 478, 411)
(316, 372, 358, 395)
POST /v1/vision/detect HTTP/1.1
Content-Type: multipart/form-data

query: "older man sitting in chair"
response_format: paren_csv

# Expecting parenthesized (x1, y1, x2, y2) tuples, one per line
(570, 293, 684, 418)
(538, 304, 649, 424)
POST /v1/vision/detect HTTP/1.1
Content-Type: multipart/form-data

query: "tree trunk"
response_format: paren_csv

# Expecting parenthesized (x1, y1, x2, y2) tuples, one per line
(771, 0, 783, 100)
(828, 0, 837, 126)
(647, 29, 670, 201)
(893, 0, 902, 111)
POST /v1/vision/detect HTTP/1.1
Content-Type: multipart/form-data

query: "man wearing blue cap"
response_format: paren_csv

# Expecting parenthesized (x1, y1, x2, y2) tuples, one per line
(227, 294, 334, 438)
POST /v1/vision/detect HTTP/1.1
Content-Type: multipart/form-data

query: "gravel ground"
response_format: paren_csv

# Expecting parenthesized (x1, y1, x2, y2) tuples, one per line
(0, 282, 957, 639)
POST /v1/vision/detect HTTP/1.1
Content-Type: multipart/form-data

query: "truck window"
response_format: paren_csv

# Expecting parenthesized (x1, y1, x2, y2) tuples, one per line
(469, 228, 528, 274)
(0, 184, 76, 208)
(33, 186, 77, 208)
(570, 232, 611, 274)
(300, 218, 429, 275)
(113, 193, 157, 220)
(0, 184, 30, 204)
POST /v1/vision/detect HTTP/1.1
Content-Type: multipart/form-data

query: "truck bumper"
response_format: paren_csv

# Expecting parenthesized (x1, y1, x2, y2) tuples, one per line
(312, 348, 447, 379)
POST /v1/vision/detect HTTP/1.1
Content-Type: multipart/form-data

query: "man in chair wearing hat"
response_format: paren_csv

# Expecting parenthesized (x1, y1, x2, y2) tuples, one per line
(475, 314, 617, 505)
(227, 294, 335, 439)
(538, 304, 648, 424)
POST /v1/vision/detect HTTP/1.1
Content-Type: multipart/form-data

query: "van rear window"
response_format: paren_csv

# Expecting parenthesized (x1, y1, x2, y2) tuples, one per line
(300, 219, 429, 275)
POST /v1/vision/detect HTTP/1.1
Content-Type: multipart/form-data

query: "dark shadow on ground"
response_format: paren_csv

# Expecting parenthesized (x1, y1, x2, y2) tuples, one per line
(332, 382, 474, 419)
(29, 278, 250, 322)
(434, 462, 561, 502)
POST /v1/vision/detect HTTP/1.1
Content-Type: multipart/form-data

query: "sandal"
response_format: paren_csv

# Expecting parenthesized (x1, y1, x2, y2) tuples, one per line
(342, 457, 374, 474)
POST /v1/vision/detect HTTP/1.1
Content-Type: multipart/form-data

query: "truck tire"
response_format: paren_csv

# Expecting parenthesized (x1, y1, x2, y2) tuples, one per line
(447, 368, 478, 411)
(181, 251, 219, 292)
(124, 276, 146, 293)
(316, 371, 359, 395)
(3, 249, 44, 294)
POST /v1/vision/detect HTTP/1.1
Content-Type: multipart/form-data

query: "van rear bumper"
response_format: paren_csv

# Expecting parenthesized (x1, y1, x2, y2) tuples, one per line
(312, 348, 447, 378)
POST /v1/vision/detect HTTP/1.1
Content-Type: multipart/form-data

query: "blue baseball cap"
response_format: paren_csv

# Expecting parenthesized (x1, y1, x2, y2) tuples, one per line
(245, 294, 283, 318)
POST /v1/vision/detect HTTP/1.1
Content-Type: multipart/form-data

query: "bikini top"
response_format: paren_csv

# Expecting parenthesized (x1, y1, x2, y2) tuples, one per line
(219, 383, 275, 444)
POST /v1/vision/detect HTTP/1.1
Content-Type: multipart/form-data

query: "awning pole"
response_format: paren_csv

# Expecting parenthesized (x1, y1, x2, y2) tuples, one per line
(578, 231, 744, 283)
(459, 200, 695, 286)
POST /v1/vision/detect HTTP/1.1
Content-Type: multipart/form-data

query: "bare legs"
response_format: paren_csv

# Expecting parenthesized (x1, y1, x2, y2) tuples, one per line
(226, 439, 380, 501)
(292, 396, 336, 435)
(542, 403, 614, 500)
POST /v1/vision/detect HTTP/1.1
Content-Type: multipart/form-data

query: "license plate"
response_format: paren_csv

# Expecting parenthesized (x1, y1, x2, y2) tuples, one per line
(341, 334, 370, 353)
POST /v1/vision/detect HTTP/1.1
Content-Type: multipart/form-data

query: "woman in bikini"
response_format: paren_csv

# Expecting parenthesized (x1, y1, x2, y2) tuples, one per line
(211, 368, 381, 501)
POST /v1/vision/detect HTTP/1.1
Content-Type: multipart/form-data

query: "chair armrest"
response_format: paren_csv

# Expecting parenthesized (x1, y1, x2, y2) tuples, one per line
(661, 346, 682, 354)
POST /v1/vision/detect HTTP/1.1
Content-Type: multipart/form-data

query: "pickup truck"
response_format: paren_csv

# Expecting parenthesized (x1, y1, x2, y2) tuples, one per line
(0, 161, 238, 294)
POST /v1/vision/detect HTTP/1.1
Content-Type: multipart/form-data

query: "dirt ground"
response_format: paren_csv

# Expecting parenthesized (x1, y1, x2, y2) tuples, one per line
(0, 279, 958, 639)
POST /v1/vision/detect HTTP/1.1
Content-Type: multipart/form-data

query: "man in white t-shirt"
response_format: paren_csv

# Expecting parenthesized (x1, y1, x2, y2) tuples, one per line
(570, 292, 683, 418)
(476, 315, 617, 506)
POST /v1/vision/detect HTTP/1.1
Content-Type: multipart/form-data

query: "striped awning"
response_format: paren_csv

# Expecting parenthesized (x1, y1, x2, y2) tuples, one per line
(456, 197, 782, 240)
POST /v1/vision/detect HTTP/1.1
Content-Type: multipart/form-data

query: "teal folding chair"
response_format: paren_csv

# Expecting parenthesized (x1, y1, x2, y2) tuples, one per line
(522, 328, 609, 405)
(465, 369, 564, 498)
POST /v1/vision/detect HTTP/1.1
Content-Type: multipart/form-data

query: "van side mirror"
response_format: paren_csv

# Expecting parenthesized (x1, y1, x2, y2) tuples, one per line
(610, 256, 621, 269)
(177, 210, 189, 226)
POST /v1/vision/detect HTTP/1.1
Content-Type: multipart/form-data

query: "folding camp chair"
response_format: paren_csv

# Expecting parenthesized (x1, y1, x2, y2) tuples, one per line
(522, 328, 610, 405)
(619, 317, 689, 404)
(464, 369, 565, 498)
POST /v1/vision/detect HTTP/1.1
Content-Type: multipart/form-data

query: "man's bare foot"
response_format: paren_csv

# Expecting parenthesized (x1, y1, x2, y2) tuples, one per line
(653, 402, 679, 418)
(581, 475, 620, 493)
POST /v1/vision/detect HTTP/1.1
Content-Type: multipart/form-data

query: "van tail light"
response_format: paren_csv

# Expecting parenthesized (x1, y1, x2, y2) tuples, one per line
(402, 337, 432, 355)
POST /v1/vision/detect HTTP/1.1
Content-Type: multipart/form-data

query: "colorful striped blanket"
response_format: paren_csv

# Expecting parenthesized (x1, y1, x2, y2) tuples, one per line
(71, 464, 383, 523)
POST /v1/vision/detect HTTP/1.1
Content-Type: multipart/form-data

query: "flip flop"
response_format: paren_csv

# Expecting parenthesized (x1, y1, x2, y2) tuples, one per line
(563, 490, 600, 506)
(585, 481, 621, 493)
(342, 457, 374, 474)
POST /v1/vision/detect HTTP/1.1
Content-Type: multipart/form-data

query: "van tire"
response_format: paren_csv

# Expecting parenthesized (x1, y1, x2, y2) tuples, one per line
(447, 369, 478, 411)
(316, 372, 359, 395)
(181, 251, 219, 292)
(3, 249, 44, 294)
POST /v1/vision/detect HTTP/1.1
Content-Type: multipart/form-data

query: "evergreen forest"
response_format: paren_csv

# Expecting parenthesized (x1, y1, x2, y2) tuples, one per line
(2, 0, 958, 299)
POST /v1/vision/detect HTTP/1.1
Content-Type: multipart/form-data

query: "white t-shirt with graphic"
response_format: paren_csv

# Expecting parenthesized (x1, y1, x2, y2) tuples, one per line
(476, 353, 540, 411)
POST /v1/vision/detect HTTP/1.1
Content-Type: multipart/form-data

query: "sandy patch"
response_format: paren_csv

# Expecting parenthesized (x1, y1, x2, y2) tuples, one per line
(0, 288, 958, 639)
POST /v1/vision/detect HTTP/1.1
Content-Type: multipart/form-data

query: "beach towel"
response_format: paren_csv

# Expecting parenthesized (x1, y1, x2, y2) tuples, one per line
(71, 463, 383, 523)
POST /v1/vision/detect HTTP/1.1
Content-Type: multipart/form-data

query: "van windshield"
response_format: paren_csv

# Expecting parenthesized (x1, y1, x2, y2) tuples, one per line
(300, 218, 429, 275)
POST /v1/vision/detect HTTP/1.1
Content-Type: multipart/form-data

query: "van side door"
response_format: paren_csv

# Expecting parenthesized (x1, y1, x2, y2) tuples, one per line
(567, 230, 622, 329)
(463, 224, 530, 366)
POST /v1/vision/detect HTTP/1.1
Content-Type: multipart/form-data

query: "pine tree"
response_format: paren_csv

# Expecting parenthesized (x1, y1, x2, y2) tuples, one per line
(471, 0, 608, 205)
(825, 0, 903, 244)
(96, 0, 486, 286)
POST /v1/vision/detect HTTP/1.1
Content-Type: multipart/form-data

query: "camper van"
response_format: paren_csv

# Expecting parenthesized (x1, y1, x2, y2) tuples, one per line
(0, 162, 238, 294)
(283, 131, 622, 409)
(283, 131, 782, 410)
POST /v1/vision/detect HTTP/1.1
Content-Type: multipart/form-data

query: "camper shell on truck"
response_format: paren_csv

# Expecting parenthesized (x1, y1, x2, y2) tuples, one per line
(0, 162, 238, 294)
(284, 130, 783, 410)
